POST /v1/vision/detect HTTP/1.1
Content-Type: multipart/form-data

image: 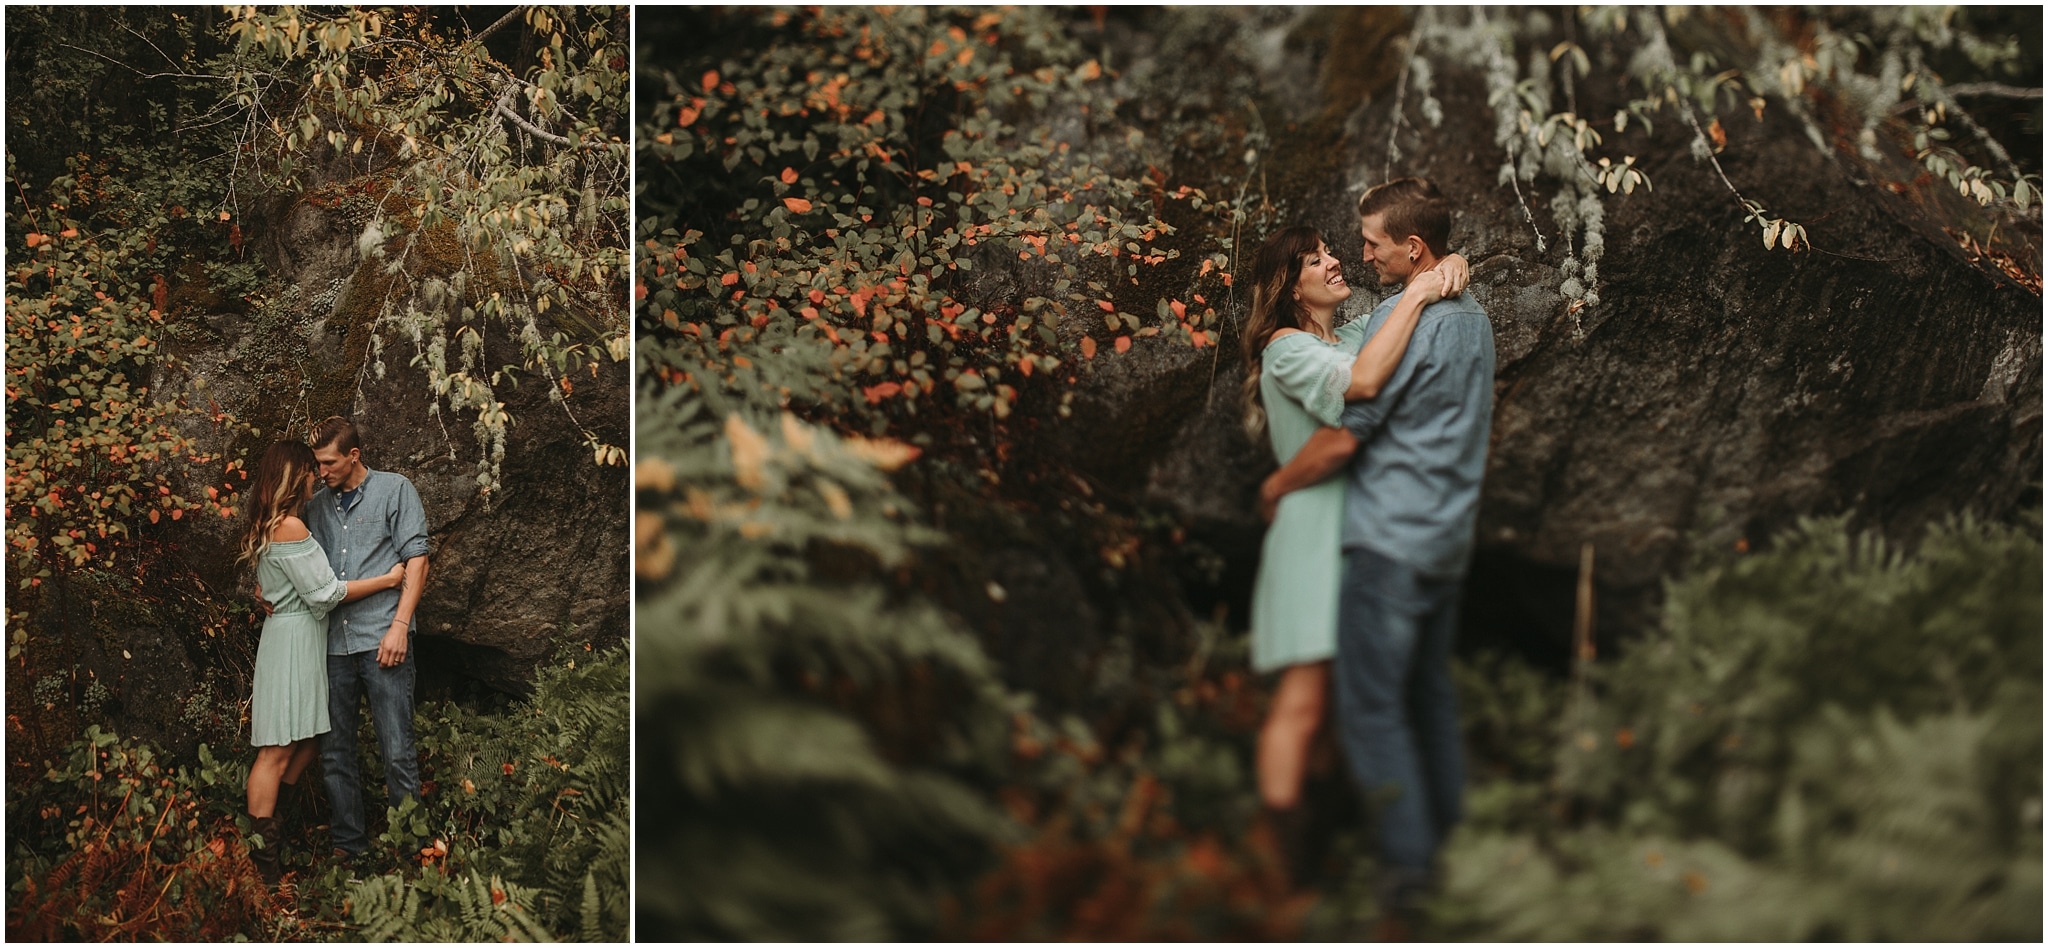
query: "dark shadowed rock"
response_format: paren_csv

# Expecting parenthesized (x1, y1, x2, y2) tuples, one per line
(988, 8, 2040, 674)
(154, 180, 629, 699)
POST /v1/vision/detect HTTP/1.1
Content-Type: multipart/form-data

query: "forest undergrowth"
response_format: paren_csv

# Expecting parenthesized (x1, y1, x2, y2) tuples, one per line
(6, 646, 628, 942)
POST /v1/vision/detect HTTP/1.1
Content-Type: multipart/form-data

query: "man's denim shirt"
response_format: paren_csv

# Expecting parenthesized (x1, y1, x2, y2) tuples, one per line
(305, 468, 430, 656)
(1338, 292, 1496, 578)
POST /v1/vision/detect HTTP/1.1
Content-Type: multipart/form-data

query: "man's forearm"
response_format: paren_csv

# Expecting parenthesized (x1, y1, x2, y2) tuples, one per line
(392, 556, 428, 631)
(1262, 426, 1358, 506)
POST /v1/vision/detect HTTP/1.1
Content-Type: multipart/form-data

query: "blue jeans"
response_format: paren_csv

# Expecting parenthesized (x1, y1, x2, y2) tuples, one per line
(322, 647, 420, 854)
(1334, 547, 1467, 886)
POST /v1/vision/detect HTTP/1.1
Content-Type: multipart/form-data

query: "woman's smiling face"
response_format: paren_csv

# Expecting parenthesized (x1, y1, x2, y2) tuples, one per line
(1292, 239, 1352, 315)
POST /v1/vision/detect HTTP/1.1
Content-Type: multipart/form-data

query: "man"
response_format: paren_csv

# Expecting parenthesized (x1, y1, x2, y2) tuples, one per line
(306, 415, 431, 859)
(1258, 177, 1495, 932)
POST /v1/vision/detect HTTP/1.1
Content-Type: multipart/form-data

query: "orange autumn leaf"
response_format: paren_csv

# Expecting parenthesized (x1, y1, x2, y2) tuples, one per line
(720, 271, 740, 286)
(23, 233, 43, 247)
(1169, 298, 1187, 319)
(781, 167, 798, 185)
(1081, 336, 1097, 359)
(1708, 117, 1727, 153)
(677, 104, 700, 127)
(783, 197, 813, 213)
(1114, 335, 1131, 353)
(843, 435, 921, 471)
(1018, 355, 1035, 377)
(701, 70, 720, 92)
(1096, 299, 1115, 312)
(863, 381, 902, 404)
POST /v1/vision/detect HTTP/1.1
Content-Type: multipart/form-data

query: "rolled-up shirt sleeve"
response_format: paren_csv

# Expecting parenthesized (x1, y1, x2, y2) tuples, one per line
(392, 479, 430, 561)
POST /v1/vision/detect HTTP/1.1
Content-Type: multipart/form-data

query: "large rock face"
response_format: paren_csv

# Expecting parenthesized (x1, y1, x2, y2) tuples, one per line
(1010, 8, 2041, 672)
(155, 179, 629, 698)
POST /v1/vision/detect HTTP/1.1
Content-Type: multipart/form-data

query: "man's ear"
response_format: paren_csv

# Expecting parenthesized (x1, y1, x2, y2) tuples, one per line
(1405, 234, 1425, 262)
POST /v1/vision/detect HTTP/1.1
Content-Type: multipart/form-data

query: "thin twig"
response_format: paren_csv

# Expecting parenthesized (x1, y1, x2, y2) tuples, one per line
(1941, 82, 2042, 101)
(1385, 28, 1419, 183)
(1571, 542, 1595, 697)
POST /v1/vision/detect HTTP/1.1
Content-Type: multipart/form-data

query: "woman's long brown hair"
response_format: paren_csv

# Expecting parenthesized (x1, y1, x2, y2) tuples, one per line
(237, 441, 319, 573)
(1239, 225, 1328, 440)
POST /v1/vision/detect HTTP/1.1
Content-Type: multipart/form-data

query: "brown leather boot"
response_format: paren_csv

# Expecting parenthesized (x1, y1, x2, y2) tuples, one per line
(248, 815, 284, 885)
(277, 779, 308, 838)
(1261, 803, 1315, 889)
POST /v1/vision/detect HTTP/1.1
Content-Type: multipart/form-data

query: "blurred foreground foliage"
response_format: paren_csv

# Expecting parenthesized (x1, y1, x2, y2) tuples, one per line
(1440, 514, 2043, 940)
(632, 390, 1312, 938)
(633, 7, 1295, 938)
(6, 647, 627, 942)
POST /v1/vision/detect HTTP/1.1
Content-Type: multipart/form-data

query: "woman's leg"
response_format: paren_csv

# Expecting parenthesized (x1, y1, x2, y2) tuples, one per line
(246, 744, 294, 883)
(1257, 661, 1329, 809)
(280, 738, 318, 787)
(247, 744, 294, 818)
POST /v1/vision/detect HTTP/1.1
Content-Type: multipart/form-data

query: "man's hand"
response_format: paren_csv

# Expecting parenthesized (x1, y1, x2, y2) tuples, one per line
(1258, 426, 1359, 523)
(254, 584, 274, 617)
(379, 555, 428, 668)
(1258, 474, 1285, 523)
(377, 622, 409, 668)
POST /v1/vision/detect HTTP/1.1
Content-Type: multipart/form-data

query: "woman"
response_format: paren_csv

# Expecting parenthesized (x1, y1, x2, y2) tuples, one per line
(236, 441, 404, 884)
(1239, 225, 1465, 886)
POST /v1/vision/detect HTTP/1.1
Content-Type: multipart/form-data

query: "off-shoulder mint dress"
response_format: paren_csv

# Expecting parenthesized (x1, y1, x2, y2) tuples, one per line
(1249, 318, 1370, 673)
(250, 536, 347, 747)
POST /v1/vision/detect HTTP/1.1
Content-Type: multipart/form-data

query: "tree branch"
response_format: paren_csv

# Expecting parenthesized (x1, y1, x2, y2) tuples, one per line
(468, 7, 526, 48)
(495, 89, 575, 147)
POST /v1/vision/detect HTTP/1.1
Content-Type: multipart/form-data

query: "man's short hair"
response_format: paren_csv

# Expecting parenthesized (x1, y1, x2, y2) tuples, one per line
(1357, 177, 1451, 257)
(310, 416, 361, 456)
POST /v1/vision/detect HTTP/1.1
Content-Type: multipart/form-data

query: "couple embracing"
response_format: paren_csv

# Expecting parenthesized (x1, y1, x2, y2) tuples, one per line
(1243, 178, 1494, 929)
(234, 417, 430, 885)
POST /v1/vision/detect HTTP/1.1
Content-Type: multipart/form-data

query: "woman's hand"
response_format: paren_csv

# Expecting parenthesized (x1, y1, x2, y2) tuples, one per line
(385, 562, 408, 592)
(1404, 267, 1449, 306)
(1434, 253, 1470, 297)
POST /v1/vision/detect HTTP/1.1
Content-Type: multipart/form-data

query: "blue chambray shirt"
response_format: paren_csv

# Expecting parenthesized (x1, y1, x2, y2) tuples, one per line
(305, 468, 430, 655)
(1338, 291, 1496, 578)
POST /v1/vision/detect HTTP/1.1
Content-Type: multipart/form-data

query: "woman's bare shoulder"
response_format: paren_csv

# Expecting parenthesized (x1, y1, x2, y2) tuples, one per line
(271, 516, 311, 542)
(1266, 327, 1307, 343)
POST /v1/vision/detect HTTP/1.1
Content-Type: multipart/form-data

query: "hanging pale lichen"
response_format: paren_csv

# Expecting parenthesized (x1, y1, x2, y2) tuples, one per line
(227, 6, 630, 501)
